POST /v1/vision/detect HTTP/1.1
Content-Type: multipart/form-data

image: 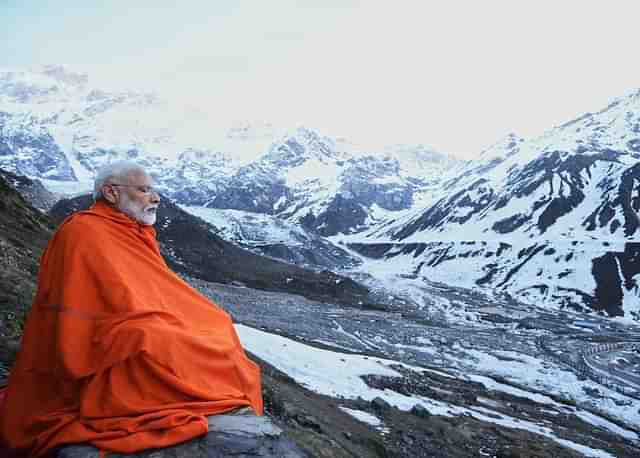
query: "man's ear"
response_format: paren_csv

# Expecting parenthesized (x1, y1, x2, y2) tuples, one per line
(102, 185, 118, 204)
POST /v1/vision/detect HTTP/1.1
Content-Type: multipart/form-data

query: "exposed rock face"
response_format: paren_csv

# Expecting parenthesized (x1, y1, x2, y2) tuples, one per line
(0, 68, 460, 236)
(592, 242, 640, 319)
(167, 149, 232, 206)
(305, 194, 369, 236)
(291, 155, 415, 236)
(391, 149, 640, 241)
(181, 206, 362, 271)
(198, 140, 447, 236)
(207, 162, 292, 214)
(339, 155, 413, 211)
(0, 168, 59, 211)
(0, 67, 464, 236)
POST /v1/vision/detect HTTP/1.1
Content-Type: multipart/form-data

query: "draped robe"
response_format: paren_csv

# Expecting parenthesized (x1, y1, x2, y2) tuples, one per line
(0, 201, 263, 457)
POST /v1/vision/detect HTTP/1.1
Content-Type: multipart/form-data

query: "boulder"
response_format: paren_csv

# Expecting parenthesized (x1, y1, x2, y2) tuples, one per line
(57, 413, 307, 458)
(370, 397, 391, 412)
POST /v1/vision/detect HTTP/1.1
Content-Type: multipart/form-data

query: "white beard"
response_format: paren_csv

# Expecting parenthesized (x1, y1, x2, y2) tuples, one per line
(117, 194, 158, 225)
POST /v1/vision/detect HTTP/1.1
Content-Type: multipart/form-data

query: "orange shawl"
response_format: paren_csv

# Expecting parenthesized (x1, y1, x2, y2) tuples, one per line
(0, 201, 263, 457)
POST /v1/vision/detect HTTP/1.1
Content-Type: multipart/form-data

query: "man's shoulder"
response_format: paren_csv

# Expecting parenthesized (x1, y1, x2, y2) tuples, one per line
(55, 210, 111, 244)
(59, 210, 100, 231)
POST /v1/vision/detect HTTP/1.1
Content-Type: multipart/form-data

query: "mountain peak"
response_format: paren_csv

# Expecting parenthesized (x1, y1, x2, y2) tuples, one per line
(477, 132, 525, 160)
(263, 127, 345, 166)
(40, 65, 88, 89)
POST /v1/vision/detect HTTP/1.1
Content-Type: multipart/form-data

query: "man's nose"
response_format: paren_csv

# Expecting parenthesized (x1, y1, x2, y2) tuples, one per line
(150, 191, 160, 203)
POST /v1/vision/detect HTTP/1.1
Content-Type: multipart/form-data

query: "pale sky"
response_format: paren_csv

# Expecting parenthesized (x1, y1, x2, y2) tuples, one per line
(2, 0, 639, 158)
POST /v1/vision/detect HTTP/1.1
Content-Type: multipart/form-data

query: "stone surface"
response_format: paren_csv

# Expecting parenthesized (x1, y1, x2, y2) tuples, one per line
(56, 414, 307, 458)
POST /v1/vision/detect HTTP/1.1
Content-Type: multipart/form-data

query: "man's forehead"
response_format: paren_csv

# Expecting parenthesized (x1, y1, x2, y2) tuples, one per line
(124, 171, 153, 184)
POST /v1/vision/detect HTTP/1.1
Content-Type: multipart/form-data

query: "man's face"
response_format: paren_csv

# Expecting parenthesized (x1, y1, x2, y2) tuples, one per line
(107, 172, 160, 225)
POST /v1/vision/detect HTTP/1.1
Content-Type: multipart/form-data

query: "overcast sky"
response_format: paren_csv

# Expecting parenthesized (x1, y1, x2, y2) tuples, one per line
(2, 0, 639, 158)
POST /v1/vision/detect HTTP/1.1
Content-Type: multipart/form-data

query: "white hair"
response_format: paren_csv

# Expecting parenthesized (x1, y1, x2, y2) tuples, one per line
(93, 160, 147, 200)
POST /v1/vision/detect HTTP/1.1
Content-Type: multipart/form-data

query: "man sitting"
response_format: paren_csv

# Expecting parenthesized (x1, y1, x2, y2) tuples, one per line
(0, 161, 263, 457)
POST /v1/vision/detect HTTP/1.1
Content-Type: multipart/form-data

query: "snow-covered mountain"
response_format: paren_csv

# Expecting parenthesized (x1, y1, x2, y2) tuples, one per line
(182, 205, 361, 270)
(0, 65, 461, 235)
(205, 128, 445, 235)
(340, 89, 640, 319)
(0, 111, 76, 181)
(5, 65, 640, 319)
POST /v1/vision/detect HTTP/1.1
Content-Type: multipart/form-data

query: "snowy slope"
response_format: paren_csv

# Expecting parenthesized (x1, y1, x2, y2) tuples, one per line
(237, 324, 638, 457)
(338, 89, 640, 319)
(181, 205, 361, 270)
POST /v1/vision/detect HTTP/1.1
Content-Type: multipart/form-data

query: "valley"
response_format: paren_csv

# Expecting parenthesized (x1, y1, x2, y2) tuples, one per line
(188, 273, 640, 457)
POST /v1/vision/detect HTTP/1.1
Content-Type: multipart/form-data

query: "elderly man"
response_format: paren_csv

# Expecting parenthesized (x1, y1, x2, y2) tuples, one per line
(0, 161, 263, 457)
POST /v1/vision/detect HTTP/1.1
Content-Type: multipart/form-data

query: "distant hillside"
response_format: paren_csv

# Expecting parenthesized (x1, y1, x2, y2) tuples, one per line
(0, 169, 59, 211)
(0, 169, 52, 365)
(341, 90, 640, 319)
(181, 205, 362, 271)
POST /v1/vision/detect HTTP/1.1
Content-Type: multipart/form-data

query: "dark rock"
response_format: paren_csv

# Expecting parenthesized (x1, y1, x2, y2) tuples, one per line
(299, 193, 369, 237)
(293, 413, 322, 433)
(370, 397, 391, 412)
(582, 386, 603, 398)
(592, 243, 640, 318)
(410, 404, 431, 419)
(56, 445, 99, 458)
(56, 414, 307, 458)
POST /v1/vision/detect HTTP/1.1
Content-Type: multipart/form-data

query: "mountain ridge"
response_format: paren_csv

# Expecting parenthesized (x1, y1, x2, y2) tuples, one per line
(3, 65, 640, 318)
(337, 88, 640, 319)
(0, 65, 462, 235)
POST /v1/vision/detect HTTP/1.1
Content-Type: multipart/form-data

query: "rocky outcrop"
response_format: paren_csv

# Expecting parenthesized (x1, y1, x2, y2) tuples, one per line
(57, 414, 307, 458)
(592, 242, 640, 318)
(339, 155, 413, 211)
(299, 194, 369, 236)
(0, 168, 59, 211)
(206, 164, 292, 214)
